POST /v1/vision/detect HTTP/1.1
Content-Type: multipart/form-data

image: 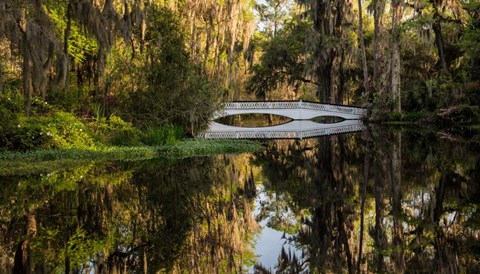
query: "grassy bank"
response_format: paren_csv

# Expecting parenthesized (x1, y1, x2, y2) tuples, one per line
(0, 96, 264, 176)
(0, 139, 263, 176)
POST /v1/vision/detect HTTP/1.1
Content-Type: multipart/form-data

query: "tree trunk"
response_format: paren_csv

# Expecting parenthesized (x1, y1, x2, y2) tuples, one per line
(13, 209, 37, 274)
(23, 38, 32, 115)
(357, 0, 370, 104)
(372, 0, 389, 118)
(357, 132, 370, 273)
(311, 0, 347, 104)
(432, 13, 447, 72)
(0, 59, 3, 93)
(18, 4, 32, 114)
(391, 132, 405, 272)
(374, 168, 387, 272)
(63, 0, 72, 94)
(374, 133, 389, 272)
(390, 0, 402, 113)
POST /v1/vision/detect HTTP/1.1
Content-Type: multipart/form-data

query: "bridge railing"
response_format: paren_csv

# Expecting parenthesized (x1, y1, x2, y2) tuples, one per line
(224, 101, 367, 116)
(300, 102, 367, 115)
(224, 101, 300, 109)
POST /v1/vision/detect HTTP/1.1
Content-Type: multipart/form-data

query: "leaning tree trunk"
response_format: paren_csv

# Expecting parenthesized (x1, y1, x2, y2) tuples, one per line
(432, 13, 447, 72)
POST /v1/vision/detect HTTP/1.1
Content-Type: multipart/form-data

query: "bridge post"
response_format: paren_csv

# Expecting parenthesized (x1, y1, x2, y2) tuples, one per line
(299, 100, 302, 120)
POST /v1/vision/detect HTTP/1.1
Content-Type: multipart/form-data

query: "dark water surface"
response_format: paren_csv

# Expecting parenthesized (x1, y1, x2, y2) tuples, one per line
(1, 127, 479, 273)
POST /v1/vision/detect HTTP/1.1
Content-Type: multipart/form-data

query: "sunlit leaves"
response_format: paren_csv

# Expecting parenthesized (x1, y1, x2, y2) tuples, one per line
(44, 2, 98, 64)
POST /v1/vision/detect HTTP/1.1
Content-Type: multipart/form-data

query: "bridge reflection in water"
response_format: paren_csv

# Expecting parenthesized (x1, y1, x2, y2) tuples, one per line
(198, 119, 365, 139)
(199, 101, 367, 139)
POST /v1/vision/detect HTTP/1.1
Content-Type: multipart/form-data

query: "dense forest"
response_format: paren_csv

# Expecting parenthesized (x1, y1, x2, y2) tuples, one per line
(0, 0, 479, 150)
(1, 1, 479, 273)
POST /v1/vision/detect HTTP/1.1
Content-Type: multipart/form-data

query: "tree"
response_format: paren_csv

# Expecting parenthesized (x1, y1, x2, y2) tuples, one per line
(255, 0, 293, 37)
(391, 0, 403, 113)
(372, 0, 389, 118)
(248, 19, 315, 99)
(309, 0, 353, 103)
(357, 0, 370, 105)
(128, 7, 221, 133)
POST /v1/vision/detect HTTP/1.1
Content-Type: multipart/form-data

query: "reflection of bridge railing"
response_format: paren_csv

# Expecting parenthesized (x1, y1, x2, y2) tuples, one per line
(198, 120, 365, 139)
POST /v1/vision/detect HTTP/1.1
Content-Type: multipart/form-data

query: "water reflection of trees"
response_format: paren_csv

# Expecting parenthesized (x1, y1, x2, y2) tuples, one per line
(254, 128, 480, 273)
(1, 129, 479, 273)
(0, 156, 258, 273)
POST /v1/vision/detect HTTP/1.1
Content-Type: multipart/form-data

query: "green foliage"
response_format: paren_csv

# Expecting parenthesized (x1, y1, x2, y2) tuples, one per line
(0, 91, 23, 149)
(142, 124, 184, 146)
(128, 7, 221, 133)
(21, 111, 97, 150)
(45, 1, 98, 64)
(0, 105, 96, 151)
(465, 81, 480, 106)
(0, 95, 65, 150)
(458, 2, 480, 85)
(387, 111, 434, 123)
(254, 0, 292, 38)
(32, 227, 107, 273)
(248, 18, 313, 98)
(0, 90, 24, 114)
(46, 86, 92, 114)
(0, 100, 257, 154)
(400, 30, 437, 112)
(88, 115, 142, 146)
(0, 140, 263, 176)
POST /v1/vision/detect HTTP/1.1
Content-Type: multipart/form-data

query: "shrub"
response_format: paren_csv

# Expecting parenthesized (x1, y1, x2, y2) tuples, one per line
(23, 111, 97, 149)
(0, 92, 24, 150)
(388, 112, 403, 121)
(141, 125, 184, 146)
(46, 86, 92, 114)
(0, 111, 97, 151)
(88, 115, 143, 146)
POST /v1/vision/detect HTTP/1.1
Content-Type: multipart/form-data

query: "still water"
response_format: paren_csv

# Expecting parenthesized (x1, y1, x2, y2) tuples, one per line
(1, 126, 479, 273)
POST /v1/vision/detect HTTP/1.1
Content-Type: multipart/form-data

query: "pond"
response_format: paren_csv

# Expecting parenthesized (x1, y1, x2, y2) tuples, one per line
(0, 126, 479, 273)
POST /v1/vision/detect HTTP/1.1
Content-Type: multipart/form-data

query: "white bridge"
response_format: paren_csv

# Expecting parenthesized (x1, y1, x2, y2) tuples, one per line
(213, 101, 367, 120)
(198, 120, 365, 139)
(198, 101, 367, 139)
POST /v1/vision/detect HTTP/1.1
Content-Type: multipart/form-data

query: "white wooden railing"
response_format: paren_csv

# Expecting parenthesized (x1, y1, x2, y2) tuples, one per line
(223, 101, 367, 116)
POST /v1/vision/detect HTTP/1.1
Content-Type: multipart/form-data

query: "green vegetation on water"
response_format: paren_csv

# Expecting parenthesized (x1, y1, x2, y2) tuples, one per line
(0, 139, 263, 176)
